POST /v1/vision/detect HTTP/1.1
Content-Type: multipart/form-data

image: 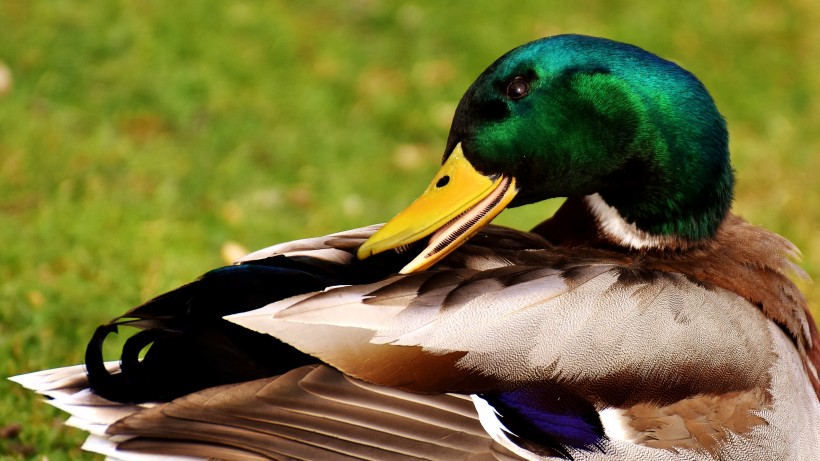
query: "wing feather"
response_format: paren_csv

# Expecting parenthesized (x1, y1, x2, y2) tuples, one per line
(13, 363, 511, 461)
(228, 264, 775, 404)
(236, 225, 382, 264)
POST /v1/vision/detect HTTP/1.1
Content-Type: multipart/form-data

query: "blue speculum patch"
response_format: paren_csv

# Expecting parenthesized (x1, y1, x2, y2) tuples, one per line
(482, 385, 606, 457)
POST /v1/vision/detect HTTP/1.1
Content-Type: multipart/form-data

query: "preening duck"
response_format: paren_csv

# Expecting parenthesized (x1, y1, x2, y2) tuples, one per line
(13, 34, 820, 460)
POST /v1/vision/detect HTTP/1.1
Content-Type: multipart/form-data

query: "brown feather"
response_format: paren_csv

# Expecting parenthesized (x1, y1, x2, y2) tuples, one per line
(108, 365, 503, 461)
(621, 387, 770, 455)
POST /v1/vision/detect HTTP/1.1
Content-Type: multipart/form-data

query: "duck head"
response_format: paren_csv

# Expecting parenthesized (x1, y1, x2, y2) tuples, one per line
(358, 34, 734, 273)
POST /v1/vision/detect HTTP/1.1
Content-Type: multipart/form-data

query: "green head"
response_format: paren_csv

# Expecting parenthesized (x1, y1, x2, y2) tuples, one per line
(447, 34, 733, 241)
(359, 35, 734, 273)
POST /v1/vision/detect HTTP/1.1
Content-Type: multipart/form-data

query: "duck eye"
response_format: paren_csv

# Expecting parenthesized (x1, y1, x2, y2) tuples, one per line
(506, 78, 529, 99)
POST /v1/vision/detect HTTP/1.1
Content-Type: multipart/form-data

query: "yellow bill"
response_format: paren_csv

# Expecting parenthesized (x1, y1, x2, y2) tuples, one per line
(357, 143, 518, 273)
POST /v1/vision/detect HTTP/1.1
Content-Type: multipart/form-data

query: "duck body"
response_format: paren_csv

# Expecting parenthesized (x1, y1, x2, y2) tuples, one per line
(12, 34, 820, 460)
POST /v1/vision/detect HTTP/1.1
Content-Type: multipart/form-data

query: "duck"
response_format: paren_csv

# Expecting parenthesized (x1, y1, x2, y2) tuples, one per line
(12, 34, 820, 460)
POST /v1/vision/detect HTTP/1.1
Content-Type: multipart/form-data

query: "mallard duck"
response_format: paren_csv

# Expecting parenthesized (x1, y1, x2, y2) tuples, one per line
(13, 34, 820, 460)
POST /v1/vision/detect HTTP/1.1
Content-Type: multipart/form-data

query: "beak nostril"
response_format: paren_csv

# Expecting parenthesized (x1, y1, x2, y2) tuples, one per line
(436, 176, 451, 188)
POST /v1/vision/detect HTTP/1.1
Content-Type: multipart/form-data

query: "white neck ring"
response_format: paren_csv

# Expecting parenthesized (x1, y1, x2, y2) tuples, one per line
(584, 193, 684, 250)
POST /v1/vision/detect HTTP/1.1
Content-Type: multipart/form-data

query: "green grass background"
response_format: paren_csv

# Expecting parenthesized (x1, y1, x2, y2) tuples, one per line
(1, 1, 818, 459)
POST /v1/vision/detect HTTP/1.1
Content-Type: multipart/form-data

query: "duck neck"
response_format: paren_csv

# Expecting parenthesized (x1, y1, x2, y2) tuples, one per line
(531, 193, 731, 252)
(584, 193, 696, 250)
(590, 144, 735, 249)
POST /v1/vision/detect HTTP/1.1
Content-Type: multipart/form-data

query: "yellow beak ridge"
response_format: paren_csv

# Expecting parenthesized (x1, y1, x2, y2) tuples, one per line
(357, 144, 518, 273)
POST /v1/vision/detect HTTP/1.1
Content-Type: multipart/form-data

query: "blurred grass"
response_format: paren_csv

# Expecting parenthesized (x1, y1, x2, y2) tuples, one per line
(1, 1, 818, 459)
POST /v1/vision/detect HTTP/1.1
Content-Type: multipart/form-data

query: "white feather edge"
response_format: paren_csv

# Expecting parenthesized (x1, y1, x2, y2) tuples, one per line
(471, 395, 541, 461)
(598, 408, 631, 442)
(225, 271, 412, 337)
(11, 364, 203, 461)
(82, 435, 204, 461)
(471, 396, 633, 461)
(234, 224, 382, 263)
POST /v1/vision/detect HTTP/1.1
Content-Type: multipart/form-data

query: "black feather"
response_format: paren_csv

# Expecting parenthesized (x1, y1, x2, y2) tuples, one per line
(86, 251, 411, 403)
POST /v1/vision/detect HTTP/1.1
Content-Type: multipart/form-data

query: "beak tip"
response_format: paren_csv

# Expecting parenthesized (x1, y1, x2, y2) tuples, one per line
(356, 245, 372, 260)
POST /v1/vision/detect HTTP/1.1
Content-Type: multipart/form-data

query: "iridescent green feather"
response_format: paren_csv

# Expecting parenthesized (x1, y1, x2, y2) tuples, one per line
(448, 34, 733, 241)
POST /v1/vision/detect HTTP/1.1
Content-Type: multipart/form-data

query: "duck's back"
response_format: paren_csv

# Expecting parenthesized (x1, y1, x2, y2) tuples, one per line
(14, 222, 820, 460)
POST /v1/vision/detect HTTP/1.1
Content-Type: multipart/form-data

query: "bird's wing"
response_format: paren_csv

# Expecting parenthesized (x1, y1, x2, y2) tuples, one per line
(12, 363, 520, 461)
(228, 262, 775, 402)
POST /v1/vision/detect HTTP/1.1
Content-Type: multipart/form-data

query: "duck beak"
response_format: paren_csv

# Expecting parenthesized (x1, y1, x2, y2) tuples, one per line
(357, 143, 518, 273)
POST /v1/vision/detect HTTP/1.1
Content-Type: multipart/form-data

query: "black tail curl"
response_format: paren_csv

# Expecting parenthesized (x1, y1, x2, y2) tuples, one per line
(85, 252, 410, 403)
